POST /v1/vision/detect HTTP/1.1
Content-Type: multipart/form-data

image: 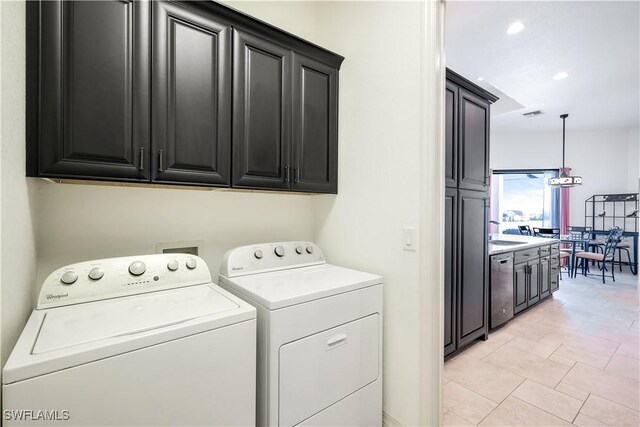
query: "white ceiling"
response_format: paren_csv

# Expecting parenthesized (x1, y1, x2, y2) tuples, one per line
(446, 1, 640, 132)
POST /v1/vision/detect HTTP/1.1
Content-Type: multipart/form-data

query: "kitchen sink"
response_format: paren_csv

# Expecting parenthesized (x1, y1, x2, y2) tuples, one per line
(489, 240, 523, 246)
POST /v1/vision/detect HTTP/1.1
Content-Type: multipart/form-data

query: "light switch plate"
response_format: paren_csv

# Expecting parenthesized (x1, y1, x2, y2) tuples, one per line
(403, 227, 417, 251)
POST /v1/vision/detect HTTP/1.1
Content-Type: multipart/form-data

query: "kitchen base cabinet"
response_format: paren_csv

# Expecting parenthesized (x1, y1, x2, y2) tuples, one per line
(527, 262, 540, 306)
(509, 244, 559, 319)
(514, 261, 528, 314)
(540, 256, 550, 299)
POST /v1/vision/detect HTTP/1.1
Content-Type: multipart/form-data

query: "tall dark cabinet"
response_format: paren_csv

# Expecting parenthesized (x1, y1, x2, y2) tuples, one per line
(444, 69, 497, 358)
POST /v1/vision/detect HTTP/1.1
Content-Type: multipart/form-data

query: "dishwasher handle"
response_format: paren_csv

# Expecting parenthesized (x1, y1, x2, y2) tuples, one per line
(492, 254, 513, 264)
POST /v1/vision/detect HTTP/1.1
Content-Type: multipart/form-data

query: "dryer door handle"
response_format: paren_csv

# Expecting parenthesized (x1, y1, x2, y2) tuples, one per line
(326, 333, 348, 349)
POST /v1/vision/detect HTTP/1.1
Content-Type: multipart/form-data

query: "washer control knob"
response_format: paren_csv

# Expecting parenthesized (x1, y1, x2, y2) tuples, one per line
(167, 260, 179, 271)
(295, 246, 303, 254)
(129, 261, 146, 276)
(88, 268, 104, 281)
(274, 246, 285, 257)
(186, 258, 197, 269)
(60, 271, 78, 285)
(306, 246, 314, 254)
(254, 250, 263, 259)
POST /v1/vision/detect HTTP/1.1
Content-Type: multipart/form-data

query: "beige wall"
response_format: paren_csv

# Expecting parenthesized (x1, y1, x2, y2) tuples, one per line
(36, 185, 315, 284)
(491, 127, 640, 226)
(0, 0, 39, 366)
(309, 2, 444, 425)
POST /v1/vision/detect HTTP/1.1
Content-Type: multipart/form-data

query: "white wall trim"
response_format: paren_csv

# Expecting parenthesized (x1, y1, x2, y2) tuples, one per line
(382, 411, 404, 427)
(418, 0, 446, 426)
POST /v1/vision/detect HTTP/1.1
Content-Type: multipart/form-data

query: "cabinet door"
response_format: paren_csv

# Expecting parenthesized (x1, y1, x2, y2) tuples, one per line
(152, 1, 231, 186)
(232, 29, 291, 190)
(528, 261, 540, 305)
(445, 81, 458, 188)
(291, 54, 339, 194)
(550, 263, 560, 292)
(539, 257, 550, 299)
(457, 190, 488, 347)
(458, 89, 490, 192)
(514, 262, 528, 314)
(444, 188, 457, 357)
(36, 0, 150, 181)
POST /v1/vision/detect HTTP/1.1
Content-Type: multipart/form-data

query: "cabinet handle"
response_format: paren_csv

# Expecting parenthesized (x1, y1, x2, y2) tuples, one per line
(138, 147, 145, 171)
(158, 150, 165, 172)
(294, 166, 300, 183)
(284, 165, 290, 183)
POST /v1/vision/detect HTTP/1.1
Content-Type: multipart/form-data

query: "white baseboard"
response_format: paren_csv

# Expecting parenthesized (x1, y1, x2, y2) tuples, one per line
(382, 411, 404, 427)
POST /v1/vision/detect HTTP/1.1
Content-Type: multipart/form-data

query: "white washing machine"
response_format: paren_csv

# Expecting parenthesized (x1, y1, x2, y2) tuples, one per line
(3, 254, 256, 426)
(219, 242, 383, 427)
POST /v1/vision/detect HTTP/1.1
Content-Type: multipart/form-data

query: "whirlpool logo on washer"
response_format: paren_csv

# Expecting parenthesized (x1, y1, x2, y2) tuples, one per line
(45, 293, 69, 300)
(232, 266, 244, 271)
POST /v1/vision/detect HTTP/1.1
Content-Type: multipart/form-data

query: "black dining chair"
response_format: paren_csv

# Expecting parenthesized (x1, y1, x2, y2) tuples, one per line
(518, 225, 532, 236)
(534, 227, 560, 238)
(573, 228, 624, 283)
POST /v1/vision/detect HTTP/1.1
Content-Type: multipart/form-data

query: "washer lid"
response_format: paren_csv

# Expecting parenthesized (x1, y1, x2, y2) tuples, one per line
(220, 264, 382, 310)
(33, 284, 238, 354)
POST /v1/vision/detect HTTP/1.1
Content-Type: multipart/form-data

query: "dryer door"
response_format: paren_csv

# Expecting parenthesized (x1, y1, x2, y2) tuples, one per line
(278, 314, 380, 426)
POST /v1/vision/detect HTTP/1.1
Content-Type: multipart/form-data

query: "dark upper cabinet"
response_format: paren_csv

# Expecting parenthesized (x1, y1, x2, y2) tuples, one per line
(457, 190, 488, 348)
(28, 0, 343, 194)
(291, 54, 339, 193)
(444, 188, 458, 357)
(232, 29, 291, 190)
(152, 1, 231, 186)
(445, 81, 458, 188)
(514, 262, 528, 314)
(30, 0, 150, 181)
(459, 89, 490, 192)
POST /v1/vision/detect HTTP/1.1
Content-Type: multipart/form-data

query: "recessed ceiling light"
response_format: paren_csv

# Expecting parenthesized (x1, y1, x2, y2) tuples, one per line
(477, 76, 484, 81)
(506, 21, 525, 35)
(553, 72, 569, 80)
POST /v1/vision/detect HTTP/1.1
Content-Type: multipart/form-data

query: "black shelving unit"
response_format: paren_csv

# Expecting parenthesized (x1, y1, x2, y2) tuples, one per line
(585, 193, 638, 232)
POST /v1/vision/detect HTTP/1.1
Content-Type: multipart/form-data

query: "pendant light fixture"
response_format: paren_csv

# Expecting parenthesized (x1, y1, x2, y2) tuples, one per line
(548, 114, 583, 188)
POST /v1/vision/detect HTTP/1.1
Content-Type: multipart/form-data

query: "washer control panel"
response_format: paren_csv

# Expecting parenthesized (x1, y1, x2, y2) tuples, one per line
(37, 254, 211, 309)
(220, 241, 325, 278)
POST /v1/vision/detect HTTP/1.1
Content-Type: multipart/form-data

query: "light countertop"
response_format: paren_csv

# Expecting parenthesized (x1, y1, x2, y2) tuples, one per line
(488, 235, 559, 256)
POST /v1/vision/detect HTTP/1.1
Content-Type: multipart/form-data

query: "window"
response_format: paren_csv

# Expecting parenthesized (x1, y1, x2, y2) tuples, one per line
(490, 170, 560, 235)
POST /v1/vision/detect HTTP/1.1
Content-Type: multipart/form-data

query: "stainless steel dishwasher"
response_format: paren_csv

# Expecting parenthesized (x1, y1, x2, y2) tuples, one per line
(490, 253, 514, 328)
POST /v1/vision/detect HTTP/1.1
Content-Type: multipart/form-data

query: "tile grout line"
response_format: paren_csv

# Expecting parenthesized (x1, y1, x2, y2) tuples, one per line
(602, 342, 622, 370)
(473, 376, 528, 427)
(509, 395, 579, 425)
(571, 392, 591, 424)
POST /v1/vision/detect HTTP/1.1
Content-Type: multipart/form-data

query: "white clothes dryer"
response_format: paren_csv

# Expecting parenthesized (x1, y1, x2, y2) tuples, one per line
(219, 242, 383, 427)
(3, 254, 256, 426)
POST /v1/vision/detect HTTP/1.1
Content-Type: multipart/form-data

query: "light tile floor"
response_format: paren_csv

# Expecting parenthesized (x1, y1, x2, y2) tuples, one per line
(444, 268, 639, 426)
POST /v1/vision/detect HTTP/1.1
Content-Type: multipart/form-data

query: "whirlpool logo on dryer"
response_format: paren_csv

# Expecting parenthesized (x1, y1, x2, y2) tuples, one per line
(45, 293, 69, 300)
